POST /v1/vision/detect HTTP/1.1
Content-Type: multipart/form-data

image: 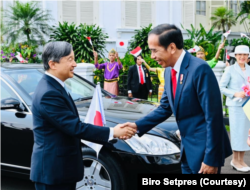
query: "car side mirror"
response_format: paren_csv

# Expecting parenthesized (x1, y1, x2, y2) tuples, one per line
(1, 98, 23, 111)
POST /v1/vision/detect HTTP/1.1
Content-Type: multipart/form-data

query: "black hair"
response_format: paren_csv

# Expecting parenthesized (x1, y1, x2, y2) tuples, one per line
(133, 54, 143, 63)
(148, 24, 183, 49)
(42, 41, 73, 70)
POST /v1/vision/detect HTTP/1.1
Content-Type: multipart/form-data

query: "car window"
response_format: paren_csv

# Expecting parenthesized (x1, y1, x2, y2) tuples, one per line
(4, 69, 103, 100)
(1, 79, 20, 101)
(6, 69, 43, 96)
(65, 76, 99, 100)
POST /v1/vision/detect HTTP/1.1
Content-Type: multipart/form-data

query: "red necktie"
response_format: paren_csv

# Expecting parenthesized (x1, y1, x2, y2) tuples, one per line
(171, 69, 177, 99)
(139, 66, 144, 84)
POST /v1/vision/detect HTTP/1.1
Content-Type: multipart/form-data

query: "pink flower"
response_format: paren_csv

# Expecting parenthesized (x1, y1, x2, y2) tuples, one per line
(246, 90, 250, 96)
(242, 85, 249, 92)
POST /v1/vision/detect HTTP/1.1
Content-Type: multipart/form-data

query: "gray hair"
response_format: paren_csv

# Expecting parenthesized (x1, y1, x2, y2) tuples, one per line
(42, 41, 73, 70)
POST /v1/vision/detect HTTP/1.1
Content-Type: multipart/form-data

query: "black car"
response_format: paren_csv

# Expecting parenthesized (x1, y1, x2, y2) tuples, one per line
(1, 63, 181, 190)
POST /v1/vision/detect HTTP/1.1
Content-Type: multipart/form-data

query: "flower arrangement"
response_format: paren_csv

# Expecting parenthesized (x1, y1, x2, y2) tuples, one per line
(233, 77, 250, 102)
(0, 43, 42, 63)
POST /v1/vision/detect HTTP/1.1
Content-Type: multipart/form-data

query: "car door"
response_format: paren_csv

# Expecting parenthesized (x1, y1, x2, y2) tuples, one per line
(1, 78, 33, 173)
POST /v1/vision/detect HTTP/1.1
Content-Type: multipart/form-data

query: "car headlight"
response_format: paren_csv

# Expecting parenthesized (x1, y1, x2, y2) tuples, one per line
(175, 129, 181, 141)
(125, 134, 180, 155)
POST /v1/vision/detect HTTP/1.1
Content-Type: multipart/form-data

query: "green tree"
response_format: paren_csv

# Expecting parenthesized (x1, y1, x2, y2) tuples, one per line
(236, 1, 250, 24)
(50, 22, 108, 63)
(210, 6, 237, 33)
(128, 23, 153, 57)
(2, 1, 53, 45)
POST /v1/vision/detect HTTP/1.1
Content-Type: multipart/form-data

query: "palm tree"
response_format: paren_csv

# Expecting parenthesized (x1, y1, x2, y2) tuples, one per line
(210, 6, 237, 33)
(236, 0, 250, 24)
(2, 1, 53, 45)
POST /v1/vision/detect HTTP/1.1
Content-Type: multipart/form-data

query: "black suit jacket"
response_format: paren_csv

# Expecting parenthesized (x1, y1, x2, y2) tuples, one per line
(30, 74, 110, 185)
(127, 65, 152, 93)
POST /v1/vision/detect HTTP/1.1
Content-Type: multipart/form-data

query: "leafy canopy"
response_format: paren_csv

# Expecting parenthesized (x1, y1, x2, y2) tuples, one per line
(2, 1, 53, 45)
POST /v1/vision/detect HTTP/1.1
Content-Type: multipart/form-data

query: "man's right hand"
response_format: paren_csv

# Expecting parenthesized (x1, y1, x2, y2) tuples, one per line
(119, 122, 138, 140)
(128, 93, 133, 98)
(93, 51, 98, 58)
(113, 123, 137, 139)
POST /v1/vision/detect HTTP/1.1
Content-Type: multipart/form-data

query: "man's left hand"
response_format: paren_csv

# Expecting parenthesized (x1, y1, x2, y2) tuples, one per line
(115, 52, 119, 59)
(198, 162, 218, 174)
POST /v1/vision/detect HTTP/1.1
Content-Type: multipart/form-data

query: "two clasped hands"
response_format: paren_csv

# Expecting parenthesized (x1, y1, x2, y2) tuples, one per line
(113, 122, 137, 140)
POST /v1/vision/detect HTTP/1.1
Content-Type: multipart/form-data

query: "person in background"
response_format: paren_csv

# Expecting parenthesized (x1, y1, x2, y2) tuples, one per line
(123, 24, 232, 174)
(220, 45, 250, 173)
(127, 54, 152, 100)
(94, 49, 122, 95)
(142, 61, 165, 102)
(196, 42, 225, 68)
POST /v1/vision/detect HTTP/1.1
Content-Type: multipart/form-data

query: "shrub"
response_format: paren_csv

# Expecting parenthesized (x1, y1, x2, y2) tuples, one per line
(0, 43, 41, 63)
(50, 22, 109, 63)
(182, 24, 226, 60)
(128, 23, 153, 57)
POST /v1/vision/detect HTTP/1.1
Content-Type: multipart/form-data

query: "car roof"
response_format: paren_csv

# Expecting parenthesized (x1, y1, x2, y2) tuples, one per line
(1, 63, 43, 70)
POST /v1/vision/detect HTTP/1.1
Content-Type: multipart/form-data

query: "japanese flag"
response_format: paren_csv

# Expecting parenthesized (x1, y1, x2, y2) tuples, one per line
(116, 39, 128, 49)
(241, 33, 250, 40)
(81, 83, 106, 158)
(86, 36, 93, 46)
(223, 30, 231, 38)
(130, 46, 142, 57)
(187, 45, 200, 53)
(226, 49, 230, 60)
(16, 52, 26, 63)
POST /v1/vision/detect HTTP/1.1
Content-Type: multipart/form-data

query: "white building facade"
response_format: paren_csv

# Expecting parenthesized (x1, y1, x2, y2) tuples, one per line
(2, 0, 184, 57)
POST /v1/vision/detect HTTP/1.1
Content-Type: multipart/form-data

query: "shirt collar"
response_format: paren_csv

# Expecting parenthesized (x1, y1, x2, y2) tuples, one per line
(173, 50, 186, 73)
(45, 71, 65, 87)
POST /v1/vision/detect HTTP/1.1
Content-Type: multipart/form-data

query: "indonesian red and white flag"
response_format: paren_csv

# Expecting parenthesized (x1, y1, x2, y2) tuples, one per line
(81, 83, 106, 157)
(86, 36, 93, 46)
(226, 49, 230, 60)
(241, 33, 250, 40)
(116, 39, 128, 49)
(16, 52, 26, 63)
(187, 45, 200, 53)
(130, 46, 142, 57)
(223, 30, 231, 38)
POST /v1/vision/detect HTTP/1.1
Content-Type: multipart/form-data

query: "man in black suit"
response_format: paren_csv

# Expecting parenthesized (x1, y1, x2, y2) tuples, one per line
(30, 41, 136, 190)
(127, 55, 152, 100)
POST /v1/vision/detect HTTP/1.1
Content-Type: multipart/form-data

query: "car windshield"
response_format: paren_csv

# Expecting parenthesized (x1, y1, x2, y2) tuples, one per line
(5, 69, 101, 101)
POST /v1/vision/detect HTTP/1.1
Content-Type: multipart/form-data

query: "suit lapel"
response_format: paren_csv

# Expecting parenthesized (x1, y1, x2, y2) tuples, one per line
(174, 53, 190, 115)
(234, 63, 247, 81)
(43, 75, 78, 116)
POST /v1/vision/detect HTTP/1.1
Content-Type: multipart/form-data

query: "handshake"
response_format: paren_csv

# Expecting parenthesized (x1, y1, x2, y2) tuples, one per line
(113, 122, 138, 140)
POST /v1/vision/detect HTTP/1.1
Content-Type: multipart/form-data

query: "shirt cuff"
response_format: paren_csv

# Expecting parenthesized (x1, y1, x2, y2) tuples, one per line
(128, 90, 132, 94)
(149, 90, 152, 92)
(109, 128, 114, 141)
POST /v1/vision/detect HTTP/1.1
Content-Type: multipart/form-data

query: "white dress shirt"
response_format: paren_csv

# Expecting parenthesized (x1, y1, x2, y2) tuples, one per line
(172, 50, 186, 84)
(45, 72, 114, 140)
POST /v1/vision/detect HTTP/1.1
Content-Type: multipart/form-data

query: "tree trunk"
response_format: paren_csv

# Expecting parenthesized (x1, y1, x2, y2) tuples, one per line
(27, 34, 30, 45)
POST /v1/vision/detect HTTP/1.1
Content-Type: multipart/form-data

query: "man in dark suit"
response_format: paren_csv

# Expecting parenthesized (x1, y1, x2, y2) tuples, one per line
(31, 41, 136, 190)
(127, 55, 152, 100)
(123, 24, 232, 174)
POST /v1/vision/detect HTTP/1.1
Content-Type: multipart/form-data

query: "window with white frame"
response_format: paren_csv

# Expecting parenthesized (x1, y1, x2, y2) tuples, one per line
(122, 1, 154, 28)
(58, 1, 98, 25)
(230, 0, 244, 15)
(196, 1, 206, 16)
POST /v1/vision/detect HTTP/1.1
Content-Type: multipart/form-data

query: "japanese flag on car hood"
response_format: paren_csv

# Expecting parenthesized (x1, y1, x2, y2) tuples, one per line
(82, 83, 106, 158)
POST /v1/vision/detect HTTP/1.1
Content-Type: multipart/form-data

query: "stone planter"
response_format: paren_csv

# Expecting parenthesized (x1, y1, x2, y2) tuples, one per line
(74, 63, 95, 83)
